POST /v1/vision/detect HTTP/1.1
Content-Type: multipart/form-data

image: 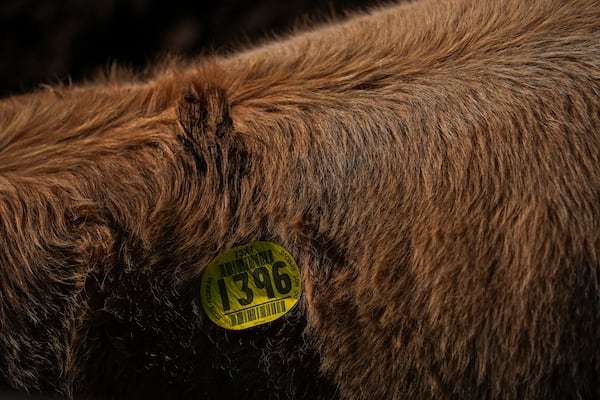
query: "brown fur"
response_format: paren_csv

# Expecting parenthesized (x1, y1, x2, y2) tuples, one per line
(1, 0, 599, 398)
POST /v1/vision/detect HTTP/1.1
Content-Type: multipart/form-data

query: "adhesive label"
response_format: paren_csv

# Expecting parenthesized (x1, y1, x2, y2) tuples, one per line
(200, 241, 302, 330)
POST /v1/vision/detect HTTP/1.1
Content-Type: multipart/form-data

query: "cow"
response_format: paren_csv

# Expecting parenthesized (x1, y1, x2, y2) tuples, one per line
(1, 0, 599, 398)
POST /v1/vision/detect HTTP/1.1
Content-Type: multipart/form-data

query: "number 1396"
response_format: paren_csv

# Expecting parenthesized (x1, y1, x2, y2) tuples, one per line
(217, 261, 292, 311)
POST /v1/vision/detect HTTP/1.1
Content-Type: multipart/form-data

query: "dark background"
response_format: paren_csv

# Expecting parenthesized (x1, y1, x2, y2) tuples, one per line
(0, 0, 391, 99)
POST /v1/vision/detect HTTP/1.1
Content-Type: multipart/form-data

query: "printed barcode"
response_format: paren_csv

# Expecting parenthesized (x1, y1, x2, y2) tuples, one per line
(230, 300, 287, 326)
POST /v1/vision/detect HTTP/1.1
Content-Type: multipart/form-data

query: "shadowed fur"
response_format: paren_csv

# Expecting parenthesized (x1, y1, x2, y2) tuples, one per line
(1, 0, 599, 398)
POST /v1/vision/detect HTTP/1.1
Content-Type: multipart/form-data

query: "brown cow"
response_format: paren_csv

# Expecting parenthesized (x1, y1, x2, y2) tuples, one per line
(1, 0, 599, 398)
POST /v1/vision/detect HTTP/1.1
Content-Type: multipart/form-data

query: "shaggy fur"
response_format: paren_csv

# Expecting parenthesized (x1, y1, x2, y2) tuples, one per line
(1, 0, 599, 398)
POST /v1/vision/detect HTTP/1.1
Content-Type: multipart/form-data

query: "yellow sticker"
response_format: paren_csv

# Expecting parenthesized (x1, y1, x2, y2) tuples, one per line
(200, 241, 302, 330)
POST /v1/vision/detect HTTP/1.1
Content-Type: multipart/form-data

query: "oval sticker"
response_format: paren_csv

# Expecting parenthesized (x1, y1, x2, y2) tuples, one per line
(200, 241, 302, 330)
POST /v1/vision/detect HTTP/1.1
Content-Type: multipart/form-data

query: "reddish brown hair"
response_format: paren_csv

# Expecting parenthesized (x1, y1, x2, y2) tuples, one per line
(1, 0, 599, 398)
